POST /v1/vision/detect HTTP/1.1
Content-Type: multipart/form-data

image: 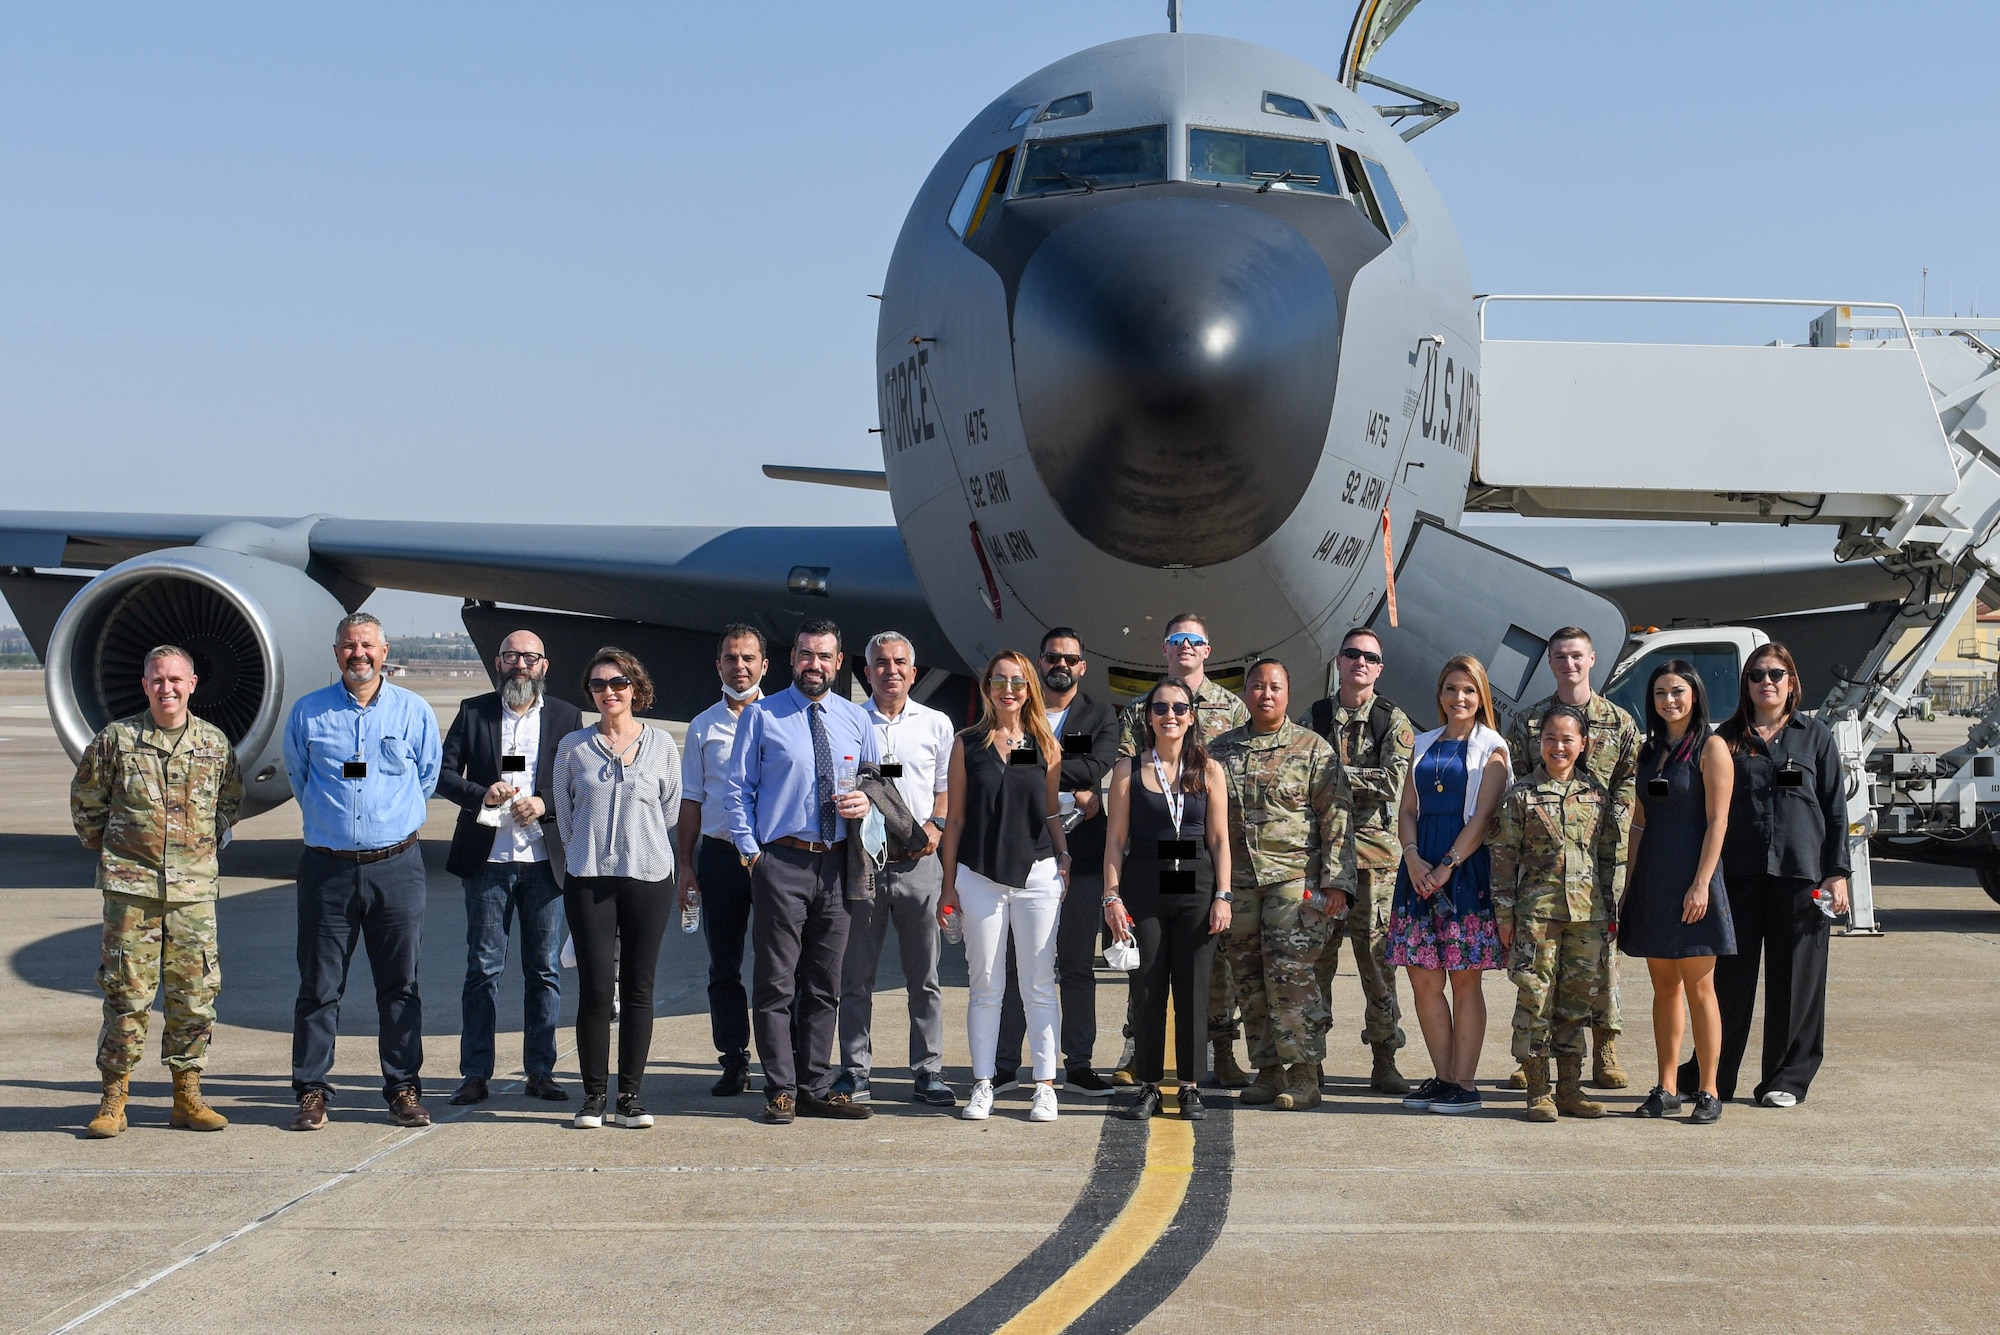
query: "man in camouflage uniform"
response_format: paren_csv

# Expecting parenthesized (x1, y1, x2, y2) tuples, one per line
(1211, 659, 1353, 1112)
(70, 645, 243, 1138)
(1303, 626, 1414, 1095)
(1491, 705, 1624, 1121)
(1117, 613, 1252, 1086)
(1504, 626, 1639, 1089)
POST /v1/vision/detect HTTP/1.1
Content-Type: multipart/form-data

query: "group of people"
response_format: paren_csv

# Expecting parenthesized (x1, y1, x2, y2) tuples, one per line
(69, 607, 1846, 1136)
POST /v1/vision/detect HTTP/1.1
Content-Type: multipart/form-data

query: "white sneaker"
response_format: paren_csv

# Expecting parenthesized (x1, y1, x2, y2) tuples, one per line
(962, 1079, 994, 1121)
(1760, 1090, 1798, 1108)
(1029, 1083, 1059, 1122)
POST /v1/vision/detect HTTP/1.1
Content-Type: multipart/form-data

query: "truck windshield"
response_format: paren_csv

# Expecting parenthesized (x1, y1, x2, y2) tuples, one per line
(1604, 642, 1746, 729)
(1189, 129, 1340, 196)
(1015, 127, 1168, 197)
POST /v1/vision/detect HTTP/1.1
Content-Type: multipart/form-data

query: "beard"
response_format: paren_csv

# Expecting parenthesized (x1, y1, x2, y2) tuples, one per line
(501, 671, 545, 710)
(1042, 667, 1075, 694)
(342, 661, 378, 685)
(795, 669, 831, 699)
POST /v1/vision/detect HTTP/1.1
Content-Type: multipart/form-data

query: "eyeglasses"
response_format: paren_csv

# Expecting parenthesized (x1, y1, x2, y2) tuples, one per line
(498, 651, 546, 666)
(1163, 632, 1208, 649)
(1339, 646, 1383, 665)
(1041, 653, 1084, 667)
(587, 676, 633, 693)
(1747, 667, 1789, 684)
(1148, 701, 1192, 717)
(988, 675, 1030, 691)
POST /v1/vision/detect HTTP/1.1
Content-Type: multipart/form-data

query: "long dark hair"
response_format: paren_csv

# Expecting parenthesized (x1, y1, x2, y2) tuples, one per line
(1139, 679, 1209, 795)
(1639, 659, 1711, 766)
(1718, 641, 1802, 754)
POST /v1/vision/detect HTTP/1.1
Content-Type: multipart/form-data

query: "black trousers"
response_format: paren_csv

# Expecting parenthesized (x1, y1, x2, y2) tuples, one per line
(292, 842, 426, 1102)
(750, 843, 849, 1100)
(697, 836, 755, 1069)
(564, 875, 673, 1098)
(996, 868, 1107, 1075)
(1686, 873, 1828, 1102)
(1129, 898, 1220, 1085)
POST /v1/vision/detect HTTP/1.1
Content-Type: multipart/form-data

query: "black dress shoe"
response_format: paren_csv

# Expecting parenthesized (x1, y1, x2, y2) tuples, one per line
(1119, 1083, 1162, 1121)
(449, 1078, 489, 1106)
(524, 1074, 568, 1102)
(712, 1065, 752, 1097)
(911, 1071, 958, 1107)
(1177, 1084, 1207, 1121)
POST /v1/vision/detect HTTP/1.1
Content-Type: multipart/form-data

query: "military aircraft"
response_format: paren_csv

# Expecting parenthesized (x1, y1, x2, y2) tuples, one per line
(0, 7, 1939, 820)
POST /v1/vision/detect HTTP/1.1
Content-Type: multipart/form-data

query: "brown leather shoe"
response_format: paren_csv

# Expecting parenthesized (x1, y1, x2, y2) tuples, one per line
(799, 1090, 873, 1120)
(290, 1090, 329, 1132)
(764, 1092, 796, 1124)
(524, 1074, 569, 1102)
(388, 1087, 432, 1127)
(448, 1077, 489, 1106)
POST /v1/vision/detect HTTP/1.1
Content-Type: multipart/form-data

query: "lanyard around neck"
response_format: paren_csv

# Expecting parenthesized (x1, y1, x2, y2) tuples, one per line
(1150, 749, 1185, 837)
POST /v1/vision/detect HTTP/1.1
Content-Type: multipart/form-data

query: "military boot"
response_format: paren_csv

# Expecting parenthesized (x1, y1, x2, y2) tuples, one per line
(87, 1073, 129, 1139)
(1210, 1038, 1251, 1090)
(1591, 1030, 1629, 1089)
(1369, 1045, 1411, 1095)
(1555, 1054, 1605, 1118)
(1274, 1062, 1323, 1112)
(1505, 1064, 1528, 1090)
(170, 1070, 228, 1132)
(1238, 1067, 1286, 1106)
(1523, 1056, 1557, 1123)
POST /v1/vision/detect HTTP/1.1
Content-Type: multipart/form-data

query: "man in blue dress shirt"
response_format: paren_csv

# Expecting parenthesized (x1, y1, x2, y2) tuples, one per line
(726, 619, 881, 1125)
(282, 612, 442, 1131)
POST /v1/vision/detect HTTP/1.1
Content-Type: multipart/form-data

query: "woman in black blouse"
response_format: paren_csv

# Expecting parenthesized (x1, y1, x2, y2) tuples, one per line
(1679, 642, 1848, 1107)
(939, 650, 1069, 1124)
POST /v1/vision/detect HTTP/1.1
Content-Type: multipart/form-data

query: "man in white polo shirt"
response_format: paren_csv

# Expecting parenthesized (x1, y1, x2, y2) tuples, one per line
(832, 631, 958, 1107)
(676, 624, 769, 1097)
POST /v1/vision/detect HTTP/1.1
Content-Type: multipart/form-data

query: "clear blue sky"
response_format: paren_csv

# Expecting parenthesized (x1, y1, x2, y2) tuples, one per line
(3, 2, 1993, 633)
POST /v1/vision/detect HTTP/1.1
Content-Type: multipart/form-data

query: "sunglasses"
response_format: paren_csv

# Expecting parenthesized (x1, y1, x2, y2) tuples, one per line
(499, 651, 546, 666)
(1041, 653, 1084, 667)
(988, 675, 1030, 691)
(1747, 667, 1789, 684)
(1148, 701, 1192, 717)
(587, 676, 633, 693)
(1339, 646, 1383, 664)
(1164, 632, 1208, 648)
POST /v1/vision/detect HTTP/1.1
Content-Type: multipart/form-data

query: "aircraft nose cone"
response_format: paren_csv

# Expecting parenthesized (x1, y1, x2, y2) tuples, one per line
(1011, 196, 1339, 568)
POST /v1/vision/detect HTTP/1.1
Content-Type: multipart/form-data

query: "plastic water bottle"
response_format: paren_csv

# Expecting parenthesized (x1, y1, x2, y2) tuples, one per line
(1811, 884, 1839, 920)
(682, 888, 702, 934)
(940, 905, 963, 946)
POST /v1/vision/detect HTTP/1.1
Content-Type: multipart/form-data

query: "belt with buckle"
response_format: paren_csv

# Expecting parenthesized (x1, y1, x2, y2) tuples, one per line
(307, 833, 419, 864)
(771, 835, 845, 854)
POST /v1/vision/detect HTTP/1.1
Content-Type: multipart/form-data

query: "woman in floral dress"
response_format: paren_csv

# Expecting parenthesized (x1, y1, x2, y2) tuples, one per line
(1389, 654, 1511, 1114)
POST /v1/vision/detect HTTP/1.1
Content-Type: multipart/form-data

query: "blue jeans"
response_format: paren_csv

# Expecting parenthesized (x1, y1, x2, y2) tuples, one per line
(460, 861, 563, 1082)
(293, 843, 426, 1102)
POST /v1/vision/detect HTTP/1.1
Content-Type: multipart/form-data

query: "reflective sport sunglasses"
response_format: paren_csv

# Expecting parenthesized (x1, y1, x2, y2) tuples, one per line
(1339, 646, 1383, 665)
(587, 675, 634, 693)
(988, 675, 1030, 691)
(1148, 701, 1192, 717)
(1163, 632, 1208, 648)
(1747, 667, 1789, 684)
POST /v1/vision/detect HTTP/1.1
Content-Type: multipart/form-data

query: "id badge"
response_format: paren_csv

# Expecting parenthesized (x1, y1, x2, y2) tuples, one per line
(1009, 746, 1040, 766)
(501, 754, 528, 774)
(342, 759, 369, 779)
(1157, 838, 1198, 894)
(879, 760, 905, 779)
(1062, 733, 1091, 757)
(1777, 765, 1806, 790)
(1648, 777, 1670, 797)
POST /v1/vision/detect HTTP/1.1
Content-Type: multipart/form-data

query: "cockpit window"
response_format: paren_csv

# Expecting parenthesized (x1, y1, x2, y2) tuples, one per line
(1008, 106, 1039, 130)
(1316, 105, 1347, 129)
(1338, 147, 1409, 237)
(947, 157, 995, 236)
(1262, 92, 1315, 121)
(1015, 127, 1167, 197)
(1037, 92, 1093, 122)
(1189, 129, 1341, 197)
(1361, 157, 1410, 233)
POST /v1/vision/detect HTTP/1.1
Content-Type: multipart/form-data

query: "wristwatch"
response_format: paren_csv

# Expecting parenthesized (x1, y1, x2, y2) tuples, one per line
(1436, 851, 1459, 872)
(1214, 890, 1235, 903)
(927, 816, 946, 832)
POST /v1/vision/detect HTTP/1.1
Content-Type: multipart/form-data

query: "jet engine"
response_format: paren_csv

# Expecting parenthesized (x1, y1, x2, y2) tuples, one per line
(45, 537, 350, 819)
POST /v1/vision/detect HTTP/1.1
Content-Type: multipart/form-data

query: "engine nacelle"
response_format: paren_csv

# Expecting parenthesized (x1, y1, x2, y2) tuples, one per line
(45, 545, 349, 818)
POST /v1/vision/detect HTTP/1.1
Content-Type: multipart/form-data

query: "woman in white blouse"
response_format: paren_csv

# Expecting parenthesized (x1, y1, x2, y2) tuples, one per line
(553, 647, 681, 1131)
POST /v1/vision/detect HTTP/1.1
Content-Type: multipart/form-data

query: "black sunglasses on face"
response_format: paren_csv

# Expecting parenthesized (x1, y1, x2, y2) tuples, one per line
(588, 676, 633, 693)
(1747, 667, 1789, 684)
(1041, 653, 1084, 667)
(1339, 647, 1383, 664)
(1149, 701, 1192, 717)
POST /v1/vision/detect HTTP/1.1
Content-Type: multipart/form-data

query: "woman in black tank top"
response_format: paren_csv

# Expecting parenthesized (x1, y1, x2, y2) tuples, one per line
(1103, 679, 1232, 1121)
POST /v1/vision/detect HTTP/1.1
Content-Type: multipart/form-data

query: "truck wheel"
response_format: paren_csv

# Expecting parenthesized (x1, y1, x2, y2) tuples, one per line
(1980, 864, 2000, 908)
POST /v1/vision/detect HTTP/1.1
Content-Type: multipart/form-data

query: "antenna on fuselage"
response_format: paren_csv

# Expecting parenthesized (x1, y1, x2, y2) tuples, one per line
(1167, 0, 1181, 33)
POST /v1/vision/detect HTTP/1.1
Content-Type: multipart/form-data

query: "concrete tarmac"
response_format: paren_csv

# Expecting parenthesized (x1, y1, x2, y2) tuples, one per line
(4, 673, 1999, 1333)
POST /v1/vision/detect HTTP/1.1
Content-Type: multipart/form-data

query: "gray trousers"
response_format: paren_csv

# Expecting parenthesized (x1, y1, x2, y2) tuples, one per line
(839, 855, 944, 1078)
(751, 844, 849, 1101)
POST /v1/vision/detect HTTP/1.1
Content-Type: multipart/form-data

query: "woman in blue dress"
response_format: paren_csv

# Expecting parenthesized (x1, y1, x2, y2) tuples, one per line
(1389, 654, 1512, 1114)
